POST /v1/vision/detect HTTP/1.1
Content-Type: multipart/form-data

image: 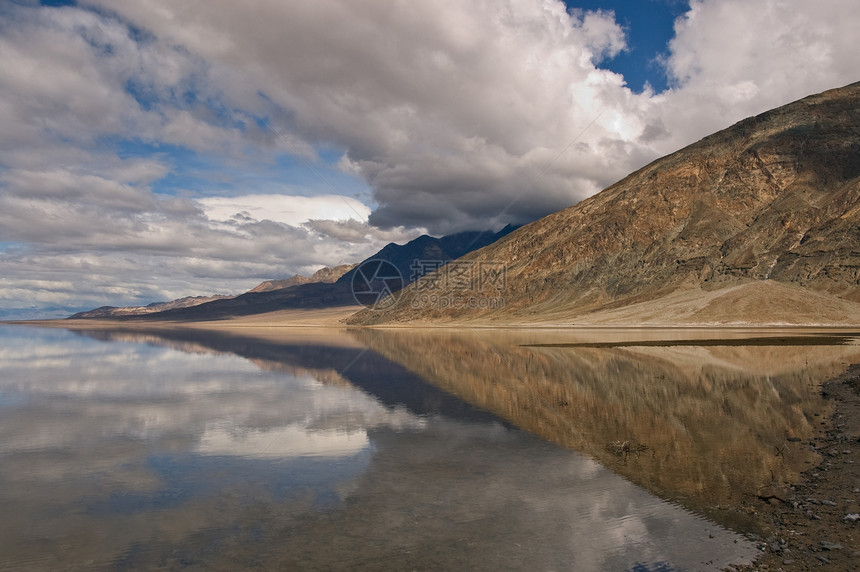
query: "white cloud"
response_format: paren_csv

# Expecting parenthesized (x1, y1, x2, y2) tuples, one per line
(80, 0, 648, 233)
(198, 194, 370, 227)
(654, 0, 859, 152)
(197, 424, 370, 459)
(304, 218, 420, 244)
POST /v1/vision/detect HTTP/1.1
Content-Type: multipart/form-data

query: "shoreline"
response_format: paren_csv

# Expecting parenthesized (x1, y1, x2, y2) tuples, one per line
(729, 365, 860, 571)
(5, 317, 860, 333)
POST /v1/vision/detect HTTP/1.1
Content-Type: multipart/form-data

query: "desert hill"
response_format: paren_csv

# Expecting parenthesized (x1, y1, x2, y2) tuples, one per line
(349, 81, 860, 326)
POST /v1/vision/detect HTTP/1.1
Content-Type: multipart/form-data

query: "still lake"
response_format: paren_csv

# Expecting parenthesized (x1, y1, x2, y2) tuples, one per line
(1, 324, 858, 570)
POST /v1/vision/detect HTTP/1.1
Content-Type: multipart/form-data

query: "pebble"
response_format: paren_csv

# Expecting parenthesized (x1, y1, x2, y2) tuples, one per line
(844, 513, 860, 521)
(820, 541, 843, 550)
(820, 499, 836, 506)
(782, 559, 795, 565)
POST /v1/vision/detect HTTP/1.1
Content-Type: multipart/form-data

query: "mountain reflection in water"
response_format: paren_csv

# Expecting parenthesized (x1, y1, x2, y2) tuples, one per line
(7, 325, 848, 570)
(354, 327, 860, 531)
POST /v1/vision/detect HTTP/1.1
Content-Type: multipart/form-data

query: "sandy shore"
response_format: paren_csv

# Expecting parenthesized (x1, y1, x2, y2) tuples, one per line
(10, 301, 860, 332)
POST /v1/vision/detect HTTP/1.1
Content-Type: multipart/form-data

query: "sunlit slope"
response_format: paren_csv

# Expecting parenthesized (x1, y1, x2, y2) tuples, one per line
(349, 82, 860, 325)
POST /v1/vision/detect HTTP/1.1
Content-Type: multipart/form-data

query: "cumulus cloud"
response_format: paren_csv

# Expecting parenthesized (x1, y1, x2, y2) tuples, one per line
(655, 0, 860, 151)
(80, 0, 647, 233)
(0, 0, 857, 316)
(79, 0, 857, 233)
(198, 194, 370, 227)
(304, 218, 419, 245)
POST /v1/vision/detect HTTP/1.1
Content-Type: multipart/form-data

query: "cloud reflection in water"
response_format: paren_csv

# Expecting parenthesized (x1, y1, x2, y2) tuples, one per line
(0, 325, 760, 571)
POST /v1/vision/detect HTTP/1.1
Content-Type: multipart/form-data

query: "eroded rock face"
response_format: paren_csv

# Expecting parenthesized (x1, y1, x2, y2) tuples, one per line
(350, 82, 860, 325)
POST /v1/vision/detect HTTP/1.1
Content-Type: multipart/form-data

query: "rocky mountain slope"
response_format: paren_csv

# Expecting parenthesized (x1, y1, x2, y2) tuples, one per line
(349, 82, 860, 326)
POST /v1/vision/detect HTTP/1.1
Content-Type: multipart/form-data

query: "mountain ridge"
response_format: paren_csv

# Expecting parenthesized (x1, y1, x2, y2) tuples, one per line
(248, 264, 357, 293)
(82, 226, 517, 321)
(348, 81, 860, 326)
(69, 294, 234, 319)
(69, 264, 357, 319)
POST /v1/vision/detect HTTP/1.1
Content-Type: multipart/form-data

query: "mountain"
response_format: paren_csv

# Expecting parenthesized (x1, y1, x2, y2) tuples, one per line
(247, 276, 312, 293)
(348, 82, 860, 326)
(69, 295, 233, 319)
(69, 264, 356, 320)
(336, 226, 518, 287)
(247, 264, 356, 293)
(106, 227, 516, 321)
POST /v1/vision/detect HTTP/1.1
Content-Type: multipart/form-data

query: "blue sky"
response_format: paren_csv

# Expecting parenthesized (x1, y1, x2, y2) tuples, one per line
(0, 0, 857, 318)
(566, 0, 688, 93)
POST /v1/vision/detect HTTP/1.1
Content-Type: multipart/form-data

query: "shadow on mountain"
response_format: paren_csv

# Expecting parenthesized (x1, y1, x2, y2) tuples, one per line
(125, 281, 357, 321)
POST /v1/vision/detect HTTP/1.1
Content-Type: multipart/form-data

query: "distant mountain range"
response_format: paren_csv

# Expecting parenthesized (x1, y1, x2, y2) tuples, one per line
(69, 295, 235, 319)
(71, 226, 516, 321)
(349, 81, 860, 326)
(70, 265, 357, 319)
(246, 264, 357, 293)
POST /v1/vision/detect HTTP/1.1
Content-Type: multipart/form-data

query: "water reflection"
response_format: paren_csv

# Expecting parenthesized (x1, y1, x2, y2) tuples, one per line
(0, 325, 775, 570)
(355, 327, 860, 531)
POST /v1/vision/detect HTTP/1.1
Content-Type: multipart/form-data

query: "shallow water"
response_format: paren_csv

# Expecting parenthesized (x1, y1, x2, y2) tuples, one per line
(2, 325, 856, 570)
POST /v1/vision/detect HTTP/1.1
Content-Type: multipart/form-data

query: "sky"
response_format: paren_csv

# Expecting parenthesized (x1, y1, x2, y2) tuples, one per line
(0, 0, 857, 319)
